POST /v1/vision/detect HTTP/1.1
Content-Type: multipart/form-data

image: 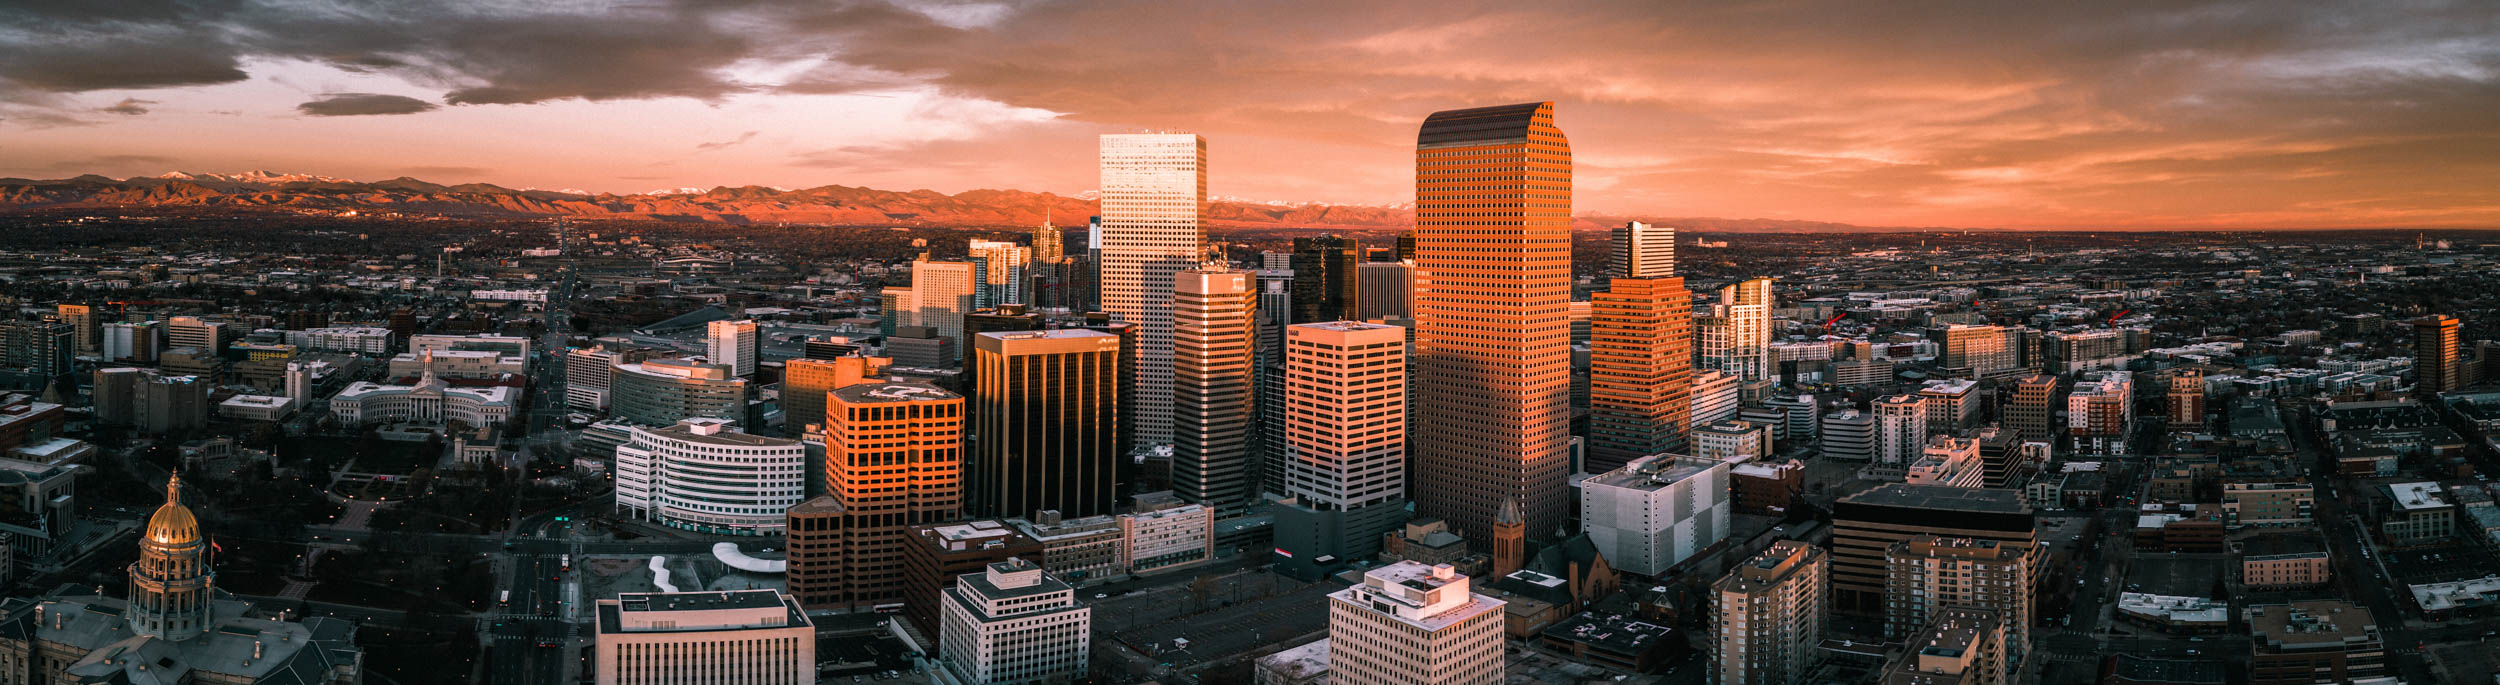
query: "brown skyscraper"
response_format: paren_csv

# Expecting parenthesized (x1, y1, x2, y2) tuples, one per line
(786, 361, 965, 612)
(1587, 276, 1695, 472)
(1413, 101, 1573, 543)
(2006, 374, 2060, 445)
(2415, 315, 2461, 396)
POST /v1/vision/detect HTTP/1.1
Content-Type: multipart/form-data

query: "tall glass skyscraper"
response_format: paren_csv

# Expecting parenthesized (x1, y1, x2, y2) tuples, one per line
(1172, 268, 1257, 514)
(1412, 102, 1574, 542)
(1098, 133, 1207, 450)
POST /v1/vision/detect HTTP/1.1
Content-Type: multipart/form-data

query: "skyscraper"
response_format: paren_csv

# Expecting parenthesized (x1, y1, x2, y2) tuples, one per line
(1412, 101, 1573, 542)
(2006, 374, 2060, 444)
(2414, 315, 2461, 396)
(1699, 278, 1773, 382)
(1273, 321, 1408, 576)
(1172, 268, 1258, 514)
(56, 304, 97, 355)
(1098, 133, 1207, 450)
(1253, 268, 1297, 497)
(1586, 276, 1694, 472)
(1031, 219, 1064, 266)
(793, 363, 963, 611)
(1355, 261, 1417, 323)
(971, 330, 1122, 518)
(706, 319, 758, 377)
(2168, 369, 2206, 428)
(1711, 540, 1827, 685)
(1290, 235, 1362, 324)
(906, 255, 979, 349)
(1875, 394, 1928, 466)
(1610, 221, 1675, 278)
(1884, 535, 2033, 668)
(967, 239, 1030, 307)
(0, 321, 73, 379)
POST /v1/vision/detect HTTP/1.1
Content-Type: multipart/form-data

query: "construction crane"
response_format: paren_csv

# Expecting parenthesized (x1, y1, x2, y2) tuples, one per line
(2107, 308, 2130, 326)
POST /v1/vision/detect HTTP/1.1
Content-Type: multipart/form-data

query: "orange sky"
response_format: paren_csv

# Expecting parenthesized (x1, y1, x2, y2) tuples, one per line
(3, 1, 2496, 229)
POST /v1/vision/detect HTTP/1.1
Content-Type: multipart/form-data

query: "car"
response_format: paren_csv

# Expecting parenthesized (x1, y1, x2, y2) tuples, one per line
(1095, 593, 1107, 598)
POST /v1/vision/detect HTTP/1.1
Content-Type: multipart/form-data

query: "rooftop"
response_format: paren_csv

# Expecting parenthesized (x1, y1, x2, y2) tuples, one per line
(2247, 601, 2378, 650)
(1584, 453, 1723, 491)
(1839, 483, 2032, 515)
(831, 380, 959, 404)
(1539, 611, 1673, 655)
(2382, 482, 2451, 511)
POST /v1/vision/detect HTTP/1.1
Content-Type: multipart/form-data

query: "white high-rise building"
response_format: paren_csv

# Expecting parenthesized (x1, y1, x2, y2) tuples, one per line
(1691, 369, 1742, 425)
(1325, 561, 1504, 685)
(938, 558, 1092, 685)
(594, 589, 814, 685)
(1581, 453, 1734, 576)
(1699, 278, 1774, 382)
(1822, 409, 1877, 461)
(166, 316, 228, 352)
(907, 256, 980, 346)
(283, 360, 314, 405)
(967, 239, 1031, 307)
(1283, 321, 1408, 511)
(1098, 133, 1208, 450)
(1611, 221, 1676, 279)
(1712, 540, 1828, 685)
(1876, 394, 1929, 466)
(706, 319, 759, 377)
(613, 418, 806, 535)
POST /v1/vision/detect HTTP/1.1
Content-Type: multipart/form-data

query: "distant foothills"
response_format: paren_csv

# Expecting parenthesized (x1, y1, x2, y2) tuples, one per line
(0, 170, 2153, 233)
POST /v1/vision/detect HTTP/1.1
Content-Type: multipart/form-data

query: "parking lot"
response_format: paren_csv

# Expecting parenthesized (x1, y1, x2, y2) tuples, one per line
(816, 631, 922, 682)
(2124, 555, 2231, 597)
(2380, 543, 2495, 585)
(1098, 569, 1338, 671)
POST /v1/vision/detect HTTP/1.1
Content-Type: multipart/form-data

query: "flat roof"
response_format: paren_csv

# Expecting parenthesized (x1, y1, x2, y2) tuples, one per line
(2247, 601, 2378, 649)
(1839, 483, 2030, 515)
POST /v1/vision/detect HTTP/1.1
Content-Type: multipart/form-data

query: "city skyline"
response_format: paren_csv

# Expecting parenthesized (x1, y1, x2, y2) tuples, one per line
(5, 2, 2498, 229)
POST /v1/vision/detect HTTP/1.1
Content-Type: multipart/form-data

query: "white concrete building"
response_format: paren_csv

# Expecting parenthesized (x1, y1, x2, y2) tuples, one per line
(472, 288, 549, 303)
(1325, 561, 1504, 685)
(1097, 133, 1207, 449)
(593, 589, 814, 685)
(1698, 278, 1773, 382)
(1822, 409, 1876, 461)
(707, 319, 759, 377)
(1119, 502, 1214, 575)
(386, 349, 522, 379)
(1875, 394, 1929, 466)
(301, 326, 392, 354)
(1906, 436, 1985, 488)
(217, 395, 294, 422)
(613, 418, 805, 536)
(1691, 369, 1742, 426)
(1581, 453, 1734, 577)
(410, 333, 531, 357)
(328, 359, 514, 427)
(939, 559, 1092, 685)
(1693, 419, 1774, 463)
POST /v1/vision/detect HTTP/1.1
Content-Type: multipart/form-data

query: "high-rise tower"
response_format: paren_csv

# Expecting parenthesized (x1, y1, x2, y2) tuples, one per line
(1290, 235, 1362, 324)
(971, 330, 1123, 518)
(1610, 221, 1676, 278)
(1412, 102, 1573, 542)
(1098, 133, 1207, 450)
(1172, 268, 1258, 514)
(2415, 315, 2461, 396)
(1699, 278, 1774, 382)
(706, 319, 758, 377)
(1587, 276, 1694, 472)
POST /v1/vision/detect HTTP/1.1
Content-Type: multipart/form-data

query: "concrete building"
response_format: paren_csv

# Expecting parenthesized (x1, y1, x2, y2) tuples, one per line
(900, 520, 1045, 638)
(1610, 221, 1676, 279)
(2246, 601, 2385, 685)
(1007, 511, 1124, 584)
(613, 418, 804, 535)
(1822, 409, 1877, 461)
(385, 348, 521, 379)
(1883, 536, 2031, 667)
(706, 319, 759, 377)
(971, 330, 1121, 519)
(1273, 321, 1409, 578)
(2068, 371, 2133, 456)
(1581, 454, 1732, 577)
(1098, 132, 1207, 450)
(1831, 484, 2036, 616)
(1710, 540, 1827, 685)
(1692, 419, 1773, 463)
(1588, 275, 1695, 472)
(1937, 324, 2016, 377)
(564, 337, 659, 412)
(2374, 481, 2455, 546)
(1906, 436, 1984, 488)
(1172, 268, 1258, 514)
(593, 590, 814, 685)
(1119, 500, 1215, 575)
(299, 325, 389, 354)
(1918, 379, 1979, 432)
(329, 358, 516, 428)
(217, 394, 294, 422)
(609, 358, 748, 427)
(938, 559, 1092, 685)
(2414, 315, 2462, 396)
(1691, 369, 1741, 426)
(101, 321, 160, 363)
(1356, 261, 1416, 322)
(2167, 369, 2206, 428)
(2240, 535, 2331, 590)
(55, 304, 97, 354)
(167, 316, 232, 352)
(803, 365, 964, 611)
(1325, 561, 1505, 685)
(1699, 278, 1774, 382)
(1876, 607, 2008, 685)
(1876, 394, 1929, 466)
(2222, 482, 2315, 529)
(0, 320, 72, 379)
(1412, 102, 1575, 545)
(967, 239, 1030, 307)
(2005, 374, 2060, 445)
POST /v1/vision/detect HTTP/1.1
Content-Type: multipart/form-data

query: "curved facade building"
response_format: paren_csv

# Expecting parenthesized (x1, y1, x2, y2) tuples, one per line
(610, 358, 748, 427)
(613, 418, 805, 535)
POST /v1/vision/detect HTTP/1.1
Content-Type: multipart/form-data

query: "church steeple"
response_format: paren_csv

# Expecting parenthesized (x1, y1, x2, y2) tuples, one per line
(1492, 496, 1525, 578)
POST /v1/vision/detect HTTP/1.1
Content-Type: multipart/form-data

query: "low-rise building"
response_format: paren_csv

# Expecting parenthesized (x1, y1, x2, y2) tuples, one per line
(2405, 575, 2500, 619)
(938, 559, 1091, 685)
(2246, 601, 2385, 685)
(1877, 607, 2008, 685)
(2239, 534, 2331, 591)
(1118, 501, 1214, 575)
(2222, 482, 2314, 529)
(2115, 593, 2228, 634)
(594, 590, 814, 685)
(1009, 511, 1124, 585)
(217, 394, 294, 422)
(1325, 561, 1505, 685)
(2373, 481, 2456, 546)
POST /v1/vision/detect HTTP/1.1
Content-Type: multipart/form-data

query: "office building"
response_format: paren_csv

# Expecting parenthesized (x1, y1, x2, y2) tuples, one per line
(102, 321, 160, 363)
(1325, 561, 1505, 685)
(1830, 484, 2036, 616)
(1273, 321, 1408, 577)
(1975, 429, 2044, 490)
(2068, 370, 2132, 456)
(564, 337, 659, 413)
(1581, 454, 1732, 577)
(2415, 315, 2462, 395)
(1356, 261, 1417, 322)
(1884, 535, 2032, 666)
(1610, 221, 1675, 278)
(1173, 268, 1258, 513)
(1876, 607, 2008, 685)
(593, 590, 814, 685)
(0, 321, 72, 380)
(900, 519, 1044, 638)
(1254, 268, 1296, 496)
(780, 357, 842, 437)
(900, 255, 980, 346)
(1031, 219, 1064, 267)
(1699, 278, 1773, 382)
(1412, 102, 1575, 543)
(707, 319, 759, 377)
(1822, 409, 1876, 461)
(1691, 369, 1741, 434)
(1692, 419, 1772, 463)
(1710, 540, 1827, 685)
(1119, 500, 1215, 574)
(967, 239, 1030, 307)
(971, 330, 1121, 518)
(802, 335, 862, 360)
(938, 559, 1092, 685)
(1098, 132, 1207, 450)
(301, 325, 389, 354)
(55, 304, 97, 354)
(1936, 324, 2016, 377)
(1918, 379, 1979, 432)
(884, 325, 956, 370)
(1291, 235, 1362, 324)
(613, 418, 804, 535)
(798, 364, 964, 611)
(2246, 601, 2385, 685)
(1906, 436, 1984, 488)
(2005, 374, 2059, 444)
(609, 358, 748, 427)
(1876, 394, 1928, 466)
(166, 316, 230, 353)
(1587, 275, 1694, 472)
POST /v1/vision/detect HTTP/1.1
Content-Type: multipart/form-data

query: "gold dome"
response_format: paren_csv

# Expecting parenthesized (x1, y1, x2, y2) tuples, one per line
(145, 474, 200, 545)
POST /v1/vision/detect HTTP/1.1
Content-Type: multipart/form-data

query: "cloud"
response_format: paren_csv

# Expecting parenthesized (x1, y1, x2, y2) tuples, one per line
(296, 93, 438, 116)
(98, 98, 154, 115)
(696, 131, 759, 151)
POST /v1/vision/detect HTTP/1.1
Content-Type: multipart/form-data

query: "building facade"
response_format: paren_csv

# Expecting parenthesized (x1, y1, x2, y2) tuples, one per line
(1098, 133, 1208, 450)
(1711, 540, 1827, 685)
(971, 330, 1121, 519)
(938, 559, 1092, 685)
(1581, 454, 1732, 577)
(1587, 275, 1695, 472)
(593, 590, 814, 685)
(613, 418, 805, 535)
(1326, 561, 1505, 685)
(1172, 268, 1258, 513)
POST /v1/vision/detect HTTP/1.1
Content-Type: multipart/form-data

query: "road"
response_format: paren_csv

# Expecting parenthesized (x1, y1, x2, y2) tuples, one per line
(491, 554, 576, 685)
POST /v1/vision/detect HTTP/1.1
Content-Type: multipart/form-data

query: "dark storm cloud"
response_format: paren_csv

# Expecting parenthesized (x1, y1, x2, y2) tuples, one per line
(296, 93, 438, 116)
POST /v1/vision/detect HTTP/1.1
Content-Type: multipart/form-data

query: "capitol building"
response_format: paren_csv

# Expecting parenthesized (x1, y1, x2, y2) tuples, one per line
(329, 352, 515, 428)
(0, 475, 364, 683)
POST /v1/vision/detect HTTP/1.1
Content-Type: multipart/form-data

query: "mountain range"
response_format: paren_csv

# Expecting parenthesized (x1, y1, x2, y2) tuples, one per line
(0, 171, 1899, 233)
